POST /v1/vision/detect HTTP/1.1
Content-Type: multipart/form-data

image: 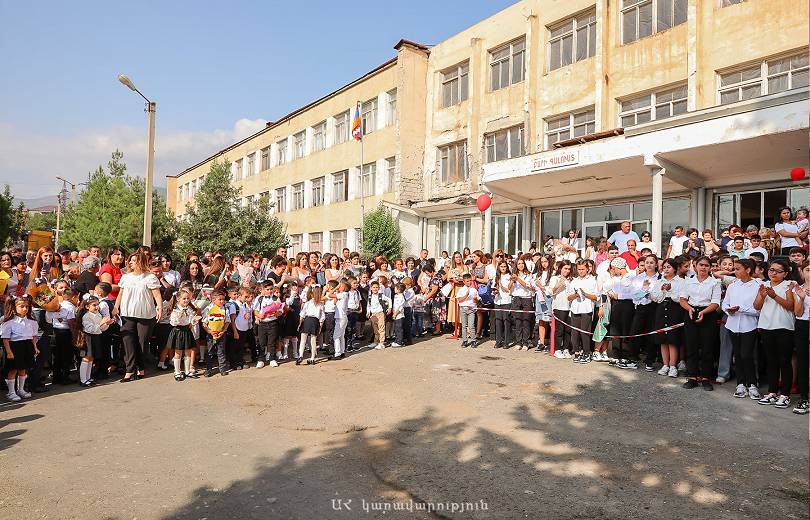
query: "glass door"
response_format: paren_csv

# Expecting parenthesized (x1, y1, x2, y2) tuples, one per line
(632, 220, 650, 236)
(606, 221, 624, 238)
(584, 223, 606, 242)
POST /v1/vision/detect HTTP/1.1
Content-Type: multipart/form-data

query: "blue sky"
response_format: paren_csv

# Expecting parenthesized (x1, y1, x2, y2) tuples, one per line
(0, 0, 517, 199)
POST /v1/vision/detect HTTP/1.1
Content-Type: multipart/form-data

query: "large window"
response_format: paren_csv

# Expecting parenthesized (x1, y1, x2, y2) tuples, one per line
(439, 219, 471, 254)
(548, 10, 596, 71)
(330, 230, 347, 253)
(332, 171, 348, 203)
(361, 162, 376, 197)
(292, 182, 304, 210)
(485, 125, 524, 163)
(309, 232, 323, 253)
(490, 38, 525, 91)
(386, 89, 397, 127)
(441, 61, 469, 107)
(277, 139, 288, 166)
(361, 98, 377, 135)
(619, 84, 687, 127)
(289, 234, 302, 256)
(385, 157, 396, 193)
(439, 141, 468, 183)
(334, 111, 349, 145)
(246, 153, 256, 177)
(275, 187, 286, 213)
(313, 121, 326, 152)
(719, 53, 809, 105)
(294, 131, 306, 159)
(490, 214, 523, 254)
(234, 158, 243, 180)
(545, 108, 595, 148)
(621, 0, 686, 45)
(261, 146, 271, 171)
(717, 188, 807, 232)
(311, 177, 324, 207)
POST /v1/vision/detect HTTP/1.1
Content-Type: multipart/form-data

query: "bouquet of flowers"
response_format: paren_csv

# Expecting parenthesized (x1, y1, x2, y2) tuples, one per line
(27, 283, 61, 311)
(261, 300, 284, 318)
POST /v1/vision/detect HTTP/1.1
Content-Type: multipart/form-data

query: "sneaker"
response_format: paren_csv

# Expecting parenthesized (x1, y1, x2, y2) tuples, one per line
(553, 350, 566, 359)
(255, 360, 265, 369)
(793, 400, 809, 415)
(573, 354, 582, 364)
(269, 360, 279, 368)
(701, 380, 713, 391)
(562, 350, 572, 359)
(16, 386, 32, 399)
(657, 365, 670, 376)
(748, 385, 761, 400)
(733, 384, 747, 398)
(758, 393, 778, 405)
(374, 343, 385, 350)
(599, 352, 610, 362)
(668, 366, 678, 378)
(391, 342, 403, 348)
(715, 376, 727, 384)
(461, 341, 469, 348)
(265, 352, 272, 362)
(580, 354, 592, 364)
(774, 395, 791, 409)
(6, 391, 21, 402)
(619, 360, 639, 370)
(644, 363, 655, 372)
(682, 379, 699, 389)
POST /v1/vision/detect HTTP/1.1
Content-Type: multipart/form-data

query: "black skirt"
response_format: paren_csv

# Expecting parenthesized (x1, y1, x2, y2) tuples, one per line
(167, 326, 195, 351)
(654, 298, 683, 345)
(83, 333, 103, 358)
(300, 316, 321, 335)
(8, 339, 35, 370)
(282, 311, 300, 337)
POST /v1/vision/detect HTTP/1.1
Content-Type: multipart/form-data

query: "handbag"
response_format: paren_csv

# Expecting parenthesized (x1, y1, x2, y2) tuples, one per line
(440, 283, 452, 298)
(477, 284, 494, 305)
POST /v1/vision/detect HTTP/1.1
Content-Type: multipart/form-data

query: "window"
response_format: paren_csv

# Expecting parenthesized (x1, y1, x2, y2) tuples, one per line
(361, 98, 377, 135)
(385, 157, 396, 193)
(721, 0, 746, 5)
(311, 177, 324, 207)
(439, 141, 468, 183)
(484, 125, 524, 163)
(309, 232, 322, 253)
(313, 121, 326, 152)
(292, 183, 304, 210)
(245, 195, 255, 208)
(334, 111, 349, 145)
(177, 186, 183, 202)
(261, 146, 271, 171)
(246, 153, 256, 177)
(439, 219, 471, 254)
(360, 162, 376, 197)
(294, 131, 306, 159)
(441, 61, 469, 107)
(549, 10, 596, 71)
(619, 84, 687, 127)
(275, 187, 286, 213)
(719, 52, 808, 105)
(289, 234, 302, 256)
(332, 171, 348, 203)
(277, 139, 288, 166)
(490, 214, 523, 254)
(545, 108, 596, 148)
(386, 89, 397, 127)
(490, 38, 525, 91)
(234, 159, 243, 180)
(621, 0, 686, 45)
(330, 230, 347, 253)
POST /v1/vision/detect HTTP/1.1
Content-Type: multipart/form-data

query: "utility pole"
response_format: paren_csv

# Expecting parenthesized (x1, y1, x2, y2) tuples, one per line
(54, 178, 69, 249)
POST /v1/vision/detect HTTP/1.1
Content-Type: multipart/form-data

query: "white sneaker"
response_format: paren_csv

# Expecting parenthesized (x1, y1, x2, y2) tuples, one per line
(677, 360, 687, 372)
(16, 386, 31, 399)
(748, 385, 761, 400)
(269, 360, 278, 368)
(667, 366, 678, 378)
(600, 352, 610, 362)
(391, 342, 402, 347)
(265, 352, 272, 362)
(374, 343, 385, 350)
(553, 350, 566, 359)
(657, 365, 670, 376)
(255, 360, 265, 369)
(774, 395, 791, 409)
(733, 384, 747, 398)
(716, 376, 727, 384)
(563, 350, 572, 359)
(6, 391, 21, 402)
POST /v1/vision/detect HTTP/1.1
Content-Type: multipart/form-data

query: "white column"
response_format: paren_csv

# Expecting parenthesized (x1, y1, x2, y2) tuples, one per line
(651, 168, 664, 251)
(696, 187, 706, 231)
(522, 206, 532, 252)
(375, 158, 385, 197)
(325, 116, 336, 148)
(348, 166, 360, 200)
(347, 228, 358, 252)
(483, 206, 492, 252)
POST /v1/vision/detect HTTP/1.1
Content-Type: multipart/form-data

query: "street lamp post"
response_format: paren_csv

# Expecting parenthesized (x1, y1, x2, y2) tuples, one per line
(118, 74, 156, 247)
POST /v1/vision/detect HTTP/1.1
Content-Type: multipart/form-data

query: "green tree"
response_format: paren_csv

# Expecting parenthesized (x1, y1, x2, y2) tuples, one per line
(60, 150, 175, 252)
(361, 204, 401, 260)
(175, 160, 287, 256)
(25, 210, 57, 232)
(0, 185, 26, 247)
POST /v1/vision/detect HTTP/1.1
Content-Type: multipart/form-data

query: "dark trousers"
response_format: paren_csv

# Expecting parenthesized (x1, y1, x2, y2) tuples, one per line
(512, 297, 533, 345)
(226, 330, 244, 368)
(730, 329, 757, 387)
(256, 321, 279, 359)
(494, 303, 512, 344)
(323, 312, 336, 348)
(683, 307, 717, 379)
(570, 313, 593, 355)
(121, 316, 155, 374)
(403, 307, 413, 344)
(394, 319, 405, 345)
(235, 328, 255, 362)
(631, 302, 657, 363)
(609, 300, 634, 359)
(52, 328, 74, 382)
(29, 331, 51, 389)
(346, 311, 359, 349)
(206, 335, 228, 372)
(553, 309, 571, 351)
(94, 329, 112, 378)
(796, 320, 809, 400)
(761, 328, 794, 395)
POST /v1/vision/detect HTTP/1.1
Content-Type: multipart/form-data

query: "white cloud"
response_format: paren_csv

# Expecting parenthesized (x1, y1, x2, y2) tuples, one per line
(0, 118, 267, 199)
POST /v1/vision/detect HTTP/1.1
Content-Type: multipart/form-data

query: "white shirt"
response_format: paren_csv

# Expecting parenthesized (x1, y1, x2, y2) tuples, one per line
(252, 294, 282, 322)
(637, 241, 658, 256)
(47, 300, 76, 330)
(485, 264, 497, 283)
(681, 275, 722, 307)
(650, 276, 685, 303)
(775, 222, 800, 249)
(795, 286, 810, 321)
(0, 316, 38, 341)
(547, 275, 571, 311)
(301, 300, 325, 321)
(169, 305, 196, 327)
(334, 292, 348, 320)
(82, 311, 109, 335)
(162, 269, 181, 288)
(605, 274, 636, 301)
(758, 280, 795, 330)
(668, 235, 689, 258)
(494, 274, 513, 306)
(631, 272, 658, 306)
(324, 293, 336, 313)
(118, 272, 161, 319)
(569, 276, 598, 314)
(232, 300, 253, 331)
(347, 290, 361, 312)
(596, 259, 613, 278)
(608, 230, 640, 253)
(511, 273, 535, 298)
(721, 278, 762, 333)
(392, 293, 406, 319)
(744, 246, 769, 261)
(403, 288, 415, 309)
(456, 286, 478, 308)
(367, 293, 391, 314)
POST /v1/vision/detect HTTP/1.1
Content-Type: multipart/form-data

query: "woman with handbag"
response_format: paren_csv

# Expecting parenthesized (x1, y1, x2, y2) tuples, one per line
(470, 251, 490, 341)
(445, 252, 468, 334)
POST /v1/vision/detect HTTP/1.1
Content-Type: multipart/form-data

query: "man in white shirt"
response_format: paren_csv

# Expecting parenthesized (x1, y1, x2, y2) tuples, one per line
(667, 226, 689, 259)
(744, 234, 769, 261)
(607, 221, 641, 253)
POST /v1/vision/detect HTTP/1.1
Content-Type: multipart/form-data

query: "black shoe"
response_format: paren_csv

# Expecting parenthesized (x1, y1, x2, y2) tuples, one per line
(471, 340, 478, 349)
(221, 370, 228, 376)
(682, 378, 699, 389)
(581, 354, 592, 364)
(461, 341, 469, 348)
(205, 370, 214, 378)
(295, 357, 302, 365)
(306, 358, 315, 365)
(119, 375, 135, 383)
(185, 371, 199, 379)
(494, 343, 502, 349)
(701, 380, 713, 391)
(174, 373, 185, 381)
(534, 344, 545, 352)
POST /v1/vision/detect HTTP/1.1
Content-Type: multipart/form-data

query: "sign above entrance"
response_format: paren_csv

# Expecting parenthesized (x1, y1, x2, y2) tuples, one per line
(532, 149, 580, 171)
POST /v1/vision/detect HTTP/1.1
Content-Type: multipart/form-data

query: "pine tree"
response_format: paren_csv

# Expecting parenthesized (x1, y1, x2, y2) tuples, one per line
(361, 204, 401, 260)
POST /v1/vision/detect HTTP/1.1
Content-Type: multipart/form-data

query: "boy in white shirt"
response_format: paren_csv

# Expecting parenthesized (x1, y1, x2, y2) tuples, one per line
(667, 226, 689, 259)
(47, 288, 77, 384)
(391, 283, 407, 347)
(457, 274, 480, 348)
(367, 281, 392, 349)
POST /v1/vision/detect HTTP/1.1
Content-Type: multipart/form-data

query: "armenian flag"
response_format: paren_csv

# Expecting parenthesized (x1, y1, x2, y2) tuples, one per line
(351, 102, 362, 141)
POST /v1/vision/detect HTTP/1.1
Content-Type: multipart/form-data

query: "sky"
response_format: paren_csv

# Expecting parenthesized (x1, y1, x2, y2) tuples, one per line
(0, 0, 517, 201)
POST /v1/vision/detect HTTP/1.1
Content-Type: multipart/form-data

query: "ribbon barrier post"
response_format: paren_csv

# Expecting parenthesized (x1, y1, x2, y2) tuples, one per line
(549, 314, 556, 356)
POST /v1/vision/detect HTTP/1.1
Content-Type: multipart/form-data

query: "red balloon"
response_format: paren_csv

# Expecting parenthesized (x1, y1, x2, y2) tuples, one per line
(476, 194, 492, 212)
(790, 167, 806, 181)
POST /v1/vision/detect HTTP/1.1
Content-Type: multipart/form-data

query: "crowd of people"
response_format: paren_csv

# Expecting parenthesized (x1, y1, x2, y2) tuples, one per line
(1, 206, 808, 416)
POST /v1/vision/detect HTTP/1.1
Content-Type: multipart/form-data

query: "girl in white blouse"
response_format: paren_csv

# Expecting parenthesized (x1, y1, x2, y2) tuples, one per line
(549, 260, 573, 358)
(721, 259, 762, 399)
(493, 261, 514, 349)
(651, 259, 685, 378)
(792, 260, 809, 414)
(754, 258, 798, 408)
(679, 256, 721, 391)
(298, 286, 325, 365)
(1, 295, 39, 401)
(77, 296, 112, 387)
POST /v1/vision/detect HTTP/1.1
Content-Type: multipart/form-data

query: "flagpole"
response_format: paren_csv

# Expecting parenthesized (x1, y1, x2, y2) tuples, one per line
(359, 101, 365, 232)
